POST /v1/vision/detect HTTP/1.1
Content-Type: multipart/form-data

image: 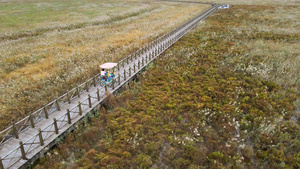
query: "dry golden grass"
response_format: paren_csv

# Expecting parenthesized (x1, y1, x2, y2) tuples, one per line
(224, 5, 300, 90)
(0, 0, 210, 129)
(183, 0, 300, 5)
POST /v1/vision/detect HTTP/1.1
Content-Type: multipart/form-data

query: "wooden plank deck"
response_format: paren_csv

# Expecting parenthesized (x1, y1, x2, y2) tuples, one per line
(0, 4, 219, 169)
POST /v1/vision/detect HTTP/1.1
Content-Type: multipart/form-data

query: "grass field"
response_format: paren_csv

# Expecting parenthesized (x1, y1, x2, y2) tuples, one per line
(34, 1, 299, 168)
(0, 0, 210, 130)
(0, 0, 151, 39)
(184, 0, 300, 5)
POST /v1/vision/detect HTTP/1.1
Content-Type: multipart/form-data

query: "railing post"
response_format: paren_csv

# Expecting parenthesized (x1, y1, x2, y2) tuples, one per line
(67, 109, 71, 124)
(12, 122, 19, 139)
(38, 129, 44, 146)
(126, 57, 129, 64)
(112, 80, 115, 90)
(53, 118, 59, 134)
(130, 54, 133, 62)
(85, 82, 89, 92)
(145, 54, 148, 63)
(118, 74, 121, 85)
(93, 77, 96, 87)
(124, 70, 126, 80)
(138, 60, 140, 69)
(97, 89, 100, 101)
(29, 113, 35, 128)
(129, 67, 131, 77)
(78, 102, 82, 115)
(134, 64, 136, 73)
(105, 84, 107, 91)
(88, 94, 92, 108)
(43, 106, 48, 119)
(138, 50, 141, 57)
(77, 87, 80, 98)
(118, 62, 120, 71)
(122, 60, 125, 67)
(67, 90, 71, 104)
(55, 99, 60, 111)
(142, 57, 144, 66)
(19, 141, 27, 160)
(0, 158, 4, 169)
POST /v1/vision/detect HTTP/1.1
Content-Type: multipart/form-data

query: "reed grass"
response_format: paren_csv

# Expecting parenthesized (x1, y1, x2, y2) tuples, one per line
(0, 0, 210, 130)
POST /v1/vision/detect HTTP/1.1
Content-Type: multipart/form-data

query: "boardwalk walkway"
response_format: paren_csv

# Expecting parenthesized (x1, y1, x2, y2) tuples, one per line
(0, 4, 219, 169)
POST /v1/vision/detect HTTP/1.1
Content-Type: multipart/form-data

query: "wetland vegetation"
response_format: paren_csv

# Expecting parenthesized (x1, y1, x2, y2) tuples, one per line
(34, 2, 299, 169)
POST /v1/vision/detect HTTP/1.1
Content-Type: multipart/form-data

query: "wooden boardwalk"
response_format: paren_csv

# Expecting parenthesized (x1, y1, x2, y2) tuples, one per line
(0, 4, 219, 169)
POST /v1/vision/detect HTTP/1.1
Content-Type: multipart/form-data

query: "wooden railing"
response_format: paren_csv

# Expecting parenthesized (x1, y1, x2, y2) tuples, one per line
(0, 5, 219, 169)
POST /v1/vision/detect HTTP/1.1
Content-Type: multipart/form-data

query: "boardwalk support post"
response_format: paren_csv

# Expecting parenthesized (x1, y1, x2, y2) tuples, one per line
(38, 129, 44, 146)
(55, 99, 60, 111)
(67, 90, 71, 104)
(12, 122, 19, 139)
(124, 70, 126, 80)
(77, 87, 80, 98)
(19, 141, 27, 160)
(97, 89, 100, 101)
(93, 77, 96, 87)
(53, 118, 59, 134)
(118, 74, 121, 85)
(0, 158, 4, 169)
(29, 113, 35, 128)
(129, 67, 131, 77)
(145, 54, 148, 63)
(67, 109, 71, 124)
(85, 82, 89, 92)
(78, 102, 82, 116)
(88, 95, 92, 108)
(44, 106, 48, 119)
